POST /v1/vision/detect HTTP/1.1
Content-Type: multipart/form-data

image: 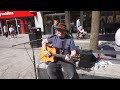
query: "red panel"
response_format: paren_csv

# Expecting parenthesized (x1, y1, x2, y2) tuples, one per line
(0, 11, 37, 19)
(20, 18, 26, 34)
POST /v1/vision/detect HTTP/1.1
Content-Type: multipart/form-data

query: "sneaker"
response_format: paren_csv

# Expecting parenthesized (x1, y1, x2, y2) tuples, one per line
(6, 38, 8, 39)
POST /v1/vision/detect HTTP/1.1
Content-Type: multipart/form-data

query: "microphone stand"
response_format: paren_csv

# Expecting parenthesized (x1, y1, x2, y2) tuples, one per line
(31, 42, 37, 79)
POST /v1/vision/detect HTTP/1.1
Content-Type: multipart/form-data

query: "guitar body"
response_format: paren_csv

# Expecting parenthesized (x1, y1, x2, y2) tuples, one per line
(40, 46, 57, 62)
(40, 45, 80, 63)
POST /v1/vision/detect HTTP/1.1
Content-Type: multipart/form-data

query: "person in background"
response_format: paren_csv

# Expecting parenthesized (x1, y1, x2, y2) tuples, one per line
(13, 25, 17, 38)
(51, 19, 59, 35)
(76, 26, 88, 39)
(69, 21, 77, 38)
(3, 24, 9, 39)
(28, 23, 32, 33)
(9, 25, 16, 38)
(100, 18, 106, 35)
(76, 17, 81, 28)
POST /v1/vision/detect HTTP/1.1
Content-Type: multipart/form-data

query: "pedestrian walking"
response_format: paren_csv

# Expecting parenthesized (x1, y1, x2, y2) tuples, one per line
(100, 18, 106, 35)
(76, 17, 81, 28)
(69, 21, 77, 38)
(9, 25, 16, 38)
(3, 24, 9, 39)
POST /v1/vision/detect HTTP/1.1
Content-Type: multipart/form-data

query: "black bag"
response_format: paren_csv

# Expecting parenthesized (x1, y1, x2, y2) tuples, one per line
(78, 50, 97, 68)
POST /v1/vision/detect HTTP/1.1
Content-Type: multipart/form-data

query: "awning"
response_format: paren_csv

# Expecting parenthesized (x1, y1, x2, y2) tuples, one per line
(0, 11, 37, 19)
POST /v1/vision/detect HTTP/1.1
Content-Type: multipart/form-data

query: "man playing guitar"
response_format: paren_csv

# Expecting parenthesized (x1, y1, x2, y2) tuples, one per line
(41, 23, 79, 79)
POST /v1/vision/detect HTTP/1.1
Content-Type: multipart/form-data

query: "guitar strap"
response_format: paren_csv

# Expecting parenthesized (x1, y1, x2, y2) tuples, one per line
(60, 38, 66, 54)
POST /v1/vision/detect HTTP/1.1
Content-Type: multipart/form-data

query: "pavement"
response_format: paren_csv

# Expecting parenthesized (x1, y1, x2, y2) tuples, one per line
(0, 34, 39, 79)
(0, 33, 120, 79)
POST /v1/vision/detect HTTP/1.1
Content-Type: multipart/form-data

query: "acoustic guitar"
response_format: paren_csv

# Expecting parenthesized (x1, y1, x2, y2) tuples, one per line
(40, 46, 80, 63)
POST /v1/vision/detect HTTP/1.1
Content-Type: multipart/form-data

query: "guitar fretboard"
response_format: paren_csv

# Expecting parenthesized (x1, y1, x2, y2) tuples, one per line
(52, 54, 66, 58)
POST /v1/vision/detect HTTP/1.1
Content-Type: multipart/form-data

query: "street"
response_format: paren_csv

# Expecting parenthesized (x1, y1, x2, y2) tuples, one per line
(0, 34, 39, 79)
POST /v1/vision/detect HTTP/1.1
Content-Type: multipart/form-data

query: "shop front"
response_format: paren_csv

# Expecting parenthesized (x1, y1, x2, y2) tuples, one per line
(42, 11, 85, 34)
(42, 11, 65, 34)
(0, 11, 37, 35)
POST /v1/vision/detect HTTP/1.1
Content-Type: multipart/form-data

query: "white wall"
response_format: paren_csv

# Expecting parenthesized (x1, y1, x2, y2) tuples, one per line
(34, 12, 44, 32)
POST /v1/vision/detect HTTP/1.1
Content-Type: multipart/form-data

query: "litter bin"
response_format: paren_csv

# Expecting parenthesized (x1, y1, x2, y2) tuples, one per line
(28, 27, 42, 48)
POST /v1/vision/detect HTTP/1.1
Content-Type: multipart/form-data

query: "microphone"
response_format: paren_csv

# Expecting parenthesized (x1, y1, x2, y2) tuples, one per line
(11, 35, 55, 47)
(11, 38, 43, 47)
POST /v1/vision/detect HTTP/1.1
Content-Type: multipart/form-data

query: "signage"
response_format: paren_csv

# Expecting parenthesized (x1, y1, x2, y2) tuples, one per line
(0, 11, 14, 17)
(0, 11, 37, 19)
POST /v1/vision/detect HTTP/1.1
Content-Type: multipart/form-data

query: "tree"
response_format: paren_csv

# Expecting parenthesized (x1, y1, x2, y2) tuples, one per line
(89, 11, 100, 50)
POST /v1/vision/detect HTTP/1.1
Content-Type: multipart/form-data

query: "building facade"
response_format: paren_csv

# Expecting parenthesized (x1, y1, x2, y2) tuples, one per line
(0, 11, 37, 35)
(1, 11, 120, 35)
(38, 11, 120, 34)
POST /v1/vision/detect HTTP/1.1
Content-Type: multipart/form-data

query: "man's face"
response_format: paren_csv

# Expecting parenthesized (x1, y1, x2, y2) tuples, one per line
(54, 20, 59, 25)
(56, 29, 66, 37)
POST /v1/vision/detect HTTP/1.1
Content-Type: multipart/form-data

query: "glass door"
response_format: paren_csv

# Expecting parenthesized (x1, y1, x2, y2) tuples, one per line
(6, 18, 21, 34)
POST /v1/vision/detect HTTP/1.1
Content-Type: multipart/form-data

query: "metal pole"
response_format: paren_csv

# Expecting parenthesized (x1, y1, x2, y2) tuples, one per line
(31, 42, 37, 79)
(15, 18, 20, 34)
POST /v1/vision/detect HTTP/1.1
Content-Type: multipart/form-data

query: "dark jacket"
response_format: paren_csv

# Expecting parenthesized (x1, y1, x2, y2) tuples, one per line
(51, 25, 56, 35)
(70, 25, 77, 33)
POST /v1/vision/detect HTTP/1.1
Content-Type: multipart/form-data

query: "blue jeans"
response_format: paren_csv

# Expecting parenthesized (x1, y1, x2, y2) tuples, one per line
(47, 59, 79, 79)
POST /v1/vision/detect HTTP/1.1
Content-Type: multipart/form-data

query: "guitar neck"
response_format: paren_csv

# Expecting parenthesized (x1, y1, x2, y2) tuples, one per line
(52, 54, 66, 58)
(52, 54, 80, 60)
